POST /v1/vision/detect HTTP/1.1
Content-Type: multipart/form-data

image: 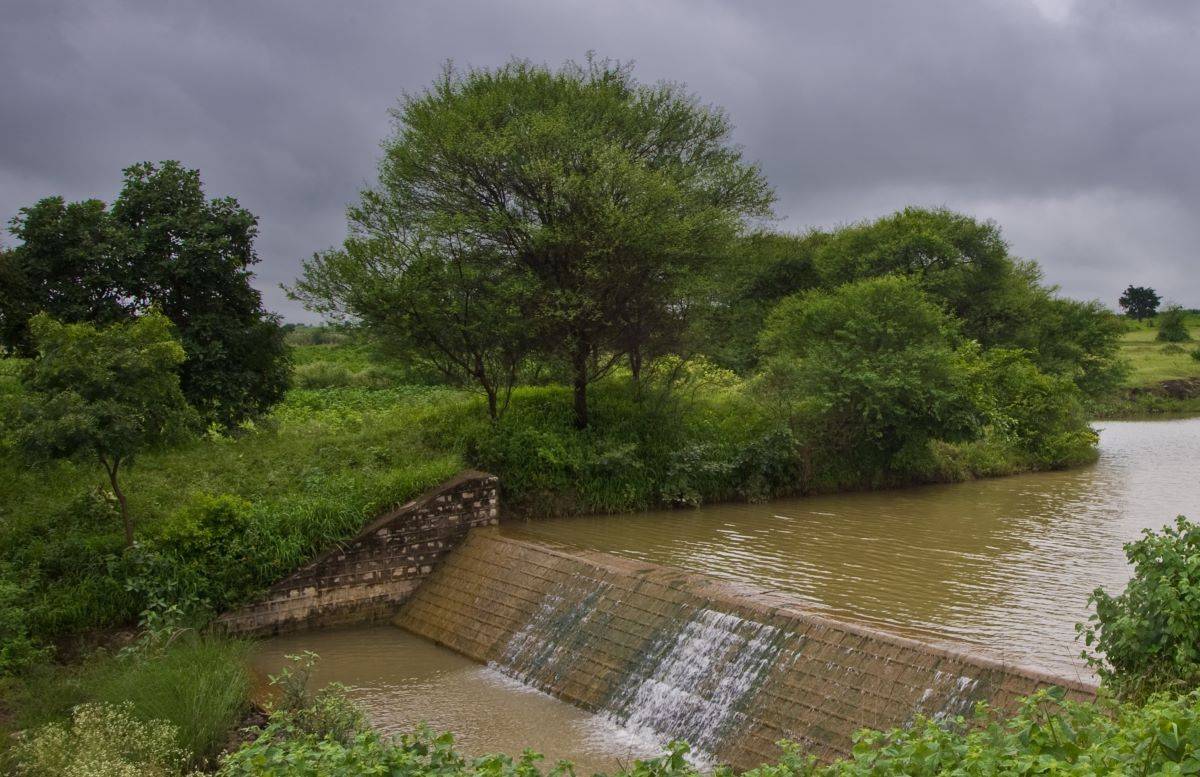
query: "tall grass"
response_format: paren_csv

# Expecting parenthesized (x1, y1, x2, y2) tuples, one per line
(7, 634, 251, 768)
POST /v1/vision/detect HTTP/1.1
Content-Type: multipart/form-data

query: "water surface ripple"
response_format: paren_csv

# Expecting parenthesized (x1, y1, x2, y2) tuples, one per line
(504, 418, 1200, 681)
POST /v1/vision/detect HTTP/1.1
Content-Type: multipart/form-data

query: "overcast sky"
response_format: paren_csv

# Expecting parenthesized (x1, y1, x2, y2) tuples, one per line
(3, 0, 1198, 321)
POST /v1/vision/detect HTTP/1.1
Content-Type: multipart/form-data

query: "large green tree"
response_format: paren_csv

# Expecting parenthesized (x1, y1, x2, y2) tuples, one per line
(13, 313, 196, 546)
(809, 207, 1125, 397)
(111, 162, 290, 428)
(295, 57, 773, 427)
(0, 162, 290, 428)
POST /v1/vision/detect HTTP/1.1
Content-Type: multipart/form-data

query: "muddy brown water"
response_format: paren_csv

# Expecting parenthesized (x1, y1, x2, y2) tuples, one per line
(506, 417, 1200, 682)
(254, 417, 1199, 769)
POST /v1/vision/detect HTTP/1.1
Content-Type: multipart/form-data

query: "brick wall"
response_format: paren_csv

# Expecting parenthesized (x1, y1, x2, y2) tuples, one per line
(396, 531, 1096, 769)
(217, 470, 498, 636)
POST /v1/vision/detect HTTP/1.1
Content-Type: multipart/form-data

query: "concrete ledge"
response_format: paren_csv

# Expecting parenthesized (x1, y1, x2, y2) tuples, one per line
(217, 470, 498, 636)
(396, 531, 1097, 769)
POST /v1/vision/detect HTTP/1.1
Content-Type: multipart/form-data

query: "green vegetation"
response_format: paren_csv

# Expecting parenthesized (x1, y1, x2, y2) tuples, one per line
(1118, 285, 1161, 321)
(1080, 516, 1200, 702)
(1093, 312, 1200, 417)
(0, 370, 464, 651)
(12, 313, 195, 546)
(0, 161, 290, 429)
(8, 702, 195, 776)
(6, 632, 250, 771)
(1158, 304, 1195, 343)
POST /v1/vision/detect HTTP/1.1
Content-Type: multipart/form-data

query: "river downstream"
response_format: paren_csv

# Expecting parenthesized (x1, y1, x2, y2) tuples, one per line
(254, 417, 1199, 768)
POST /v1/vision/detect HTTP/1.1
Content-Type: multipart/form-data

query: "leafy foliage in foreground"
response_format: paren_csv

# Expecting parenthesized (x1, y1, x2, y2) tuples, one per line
(6, 631, 251, 769)
(212, 683, 1200, 777)
(9, 701, 195, 777)
(1080, 516, 1200, 702)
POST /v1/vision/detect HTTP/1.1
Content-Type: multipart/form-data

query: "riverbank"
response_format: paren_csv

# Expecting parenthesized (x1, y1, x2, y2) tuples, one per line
(0, 333, 1104, 767)
(1095, 318, 1200, 418)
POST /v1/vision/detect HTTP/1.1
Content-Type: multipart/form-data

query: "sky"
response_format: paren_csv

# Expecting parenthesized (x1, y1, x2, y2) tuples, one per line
(2, 0, 1198, 321)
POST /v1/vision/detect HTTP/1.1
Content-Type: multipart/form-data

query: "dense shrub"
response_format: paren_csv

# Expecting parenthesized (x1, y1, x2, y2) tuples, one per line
(1157, 305, 1194, 342)
(757, 277, 986, 479)
(8, 702, 194, 777)
(1079, 516, 1200, 701)
(216, 685, 1200, 776)
(976, 349, 1097, 468)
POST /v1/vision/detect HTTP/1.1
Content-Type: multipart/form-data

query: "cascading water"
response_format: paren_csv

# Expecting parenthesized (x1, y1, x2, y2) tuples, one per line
(602, 609, 795, 755)
(401, 533, 1095, 770)
(495, 578, 615, 687)
(494, 587, 796, 761)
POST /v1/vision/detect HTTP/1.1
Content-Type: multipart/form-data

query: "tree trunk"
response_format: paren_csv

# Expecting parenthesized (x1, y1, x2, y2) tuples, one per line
(486, 387, 498, 422)
(572, 338, 589, 430)
(629, 345, 642, 396)
(104, 457, 133, 548)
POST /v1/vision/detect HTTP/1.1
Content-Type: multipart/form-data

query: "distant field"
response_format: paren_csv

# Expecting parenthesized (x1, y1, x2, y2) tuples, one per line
(1118, 318, 1200, 387)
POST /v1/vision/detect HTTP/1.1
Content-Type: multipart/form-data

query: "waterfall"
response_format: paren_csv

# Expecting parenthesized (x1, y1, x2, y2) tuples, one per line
(602, 608, 791, 756)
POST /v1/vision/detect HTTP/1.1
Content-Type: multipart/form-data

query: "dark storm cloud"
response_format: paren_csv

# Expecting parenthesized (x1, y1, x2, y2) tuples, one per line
(3, 0, 1198, 319)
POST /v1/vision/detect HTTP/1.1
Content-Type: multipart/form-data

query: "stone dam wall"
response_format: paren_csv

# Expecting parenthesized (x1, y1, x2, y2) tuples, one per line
(218, 471, 498, 636)
(395, 530, 1097, 770)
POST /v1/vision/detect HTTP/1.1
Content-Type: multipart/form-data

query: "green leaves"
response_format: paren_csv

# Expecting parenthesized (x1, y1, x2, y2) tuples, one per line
(2, 161, 290, 429)
(1080, 516, 1200, 702)
(292, 56, 773, 427)
(757, 276, 986, 476)
(16, 312, 195, 464)
(13, 312, 196, 544)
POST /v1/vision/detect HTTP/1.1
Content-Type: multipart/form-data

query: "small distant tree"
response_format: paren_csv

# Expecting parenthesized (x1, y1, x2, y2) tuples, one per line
(1118, 285, 1161, 321)
(13, 313, 195, 546)
(1157, 304, 1193, 342)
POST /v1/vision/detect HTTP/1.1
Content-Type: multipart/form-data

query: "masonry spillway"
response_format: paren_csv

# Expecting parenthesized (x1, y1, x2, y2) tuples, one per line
(395, 530, 1095, 769)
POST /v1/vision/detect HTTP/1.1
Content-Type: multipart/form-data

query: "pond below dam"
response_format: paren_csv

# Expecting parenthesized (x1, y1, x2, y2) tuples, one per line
(253, 417, 1199, 770)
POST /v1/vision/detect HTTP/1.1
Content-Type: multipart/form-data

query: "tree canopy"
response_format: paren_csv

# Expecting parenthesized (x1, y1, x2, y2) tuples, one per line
(13, 312, 195, 546)
(1119, 285, 1161, 321)
(1, 162, 289, 428)
(758, 276, 986, 475)
(292, 57, 773, 426)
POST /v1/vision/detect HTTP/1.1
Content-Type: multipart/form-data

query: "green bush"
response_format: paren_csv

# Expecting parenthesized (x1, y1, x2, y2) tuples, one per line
(1079, 515, 1200, 701)
(1157, 305, 1193, 342)
(977, 349, 1097, 469)
(1191, 347, 1200, 362)
(7, 634, 250, 768)
(9, 701, 193, 777)
(757, 277, 986, 479)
